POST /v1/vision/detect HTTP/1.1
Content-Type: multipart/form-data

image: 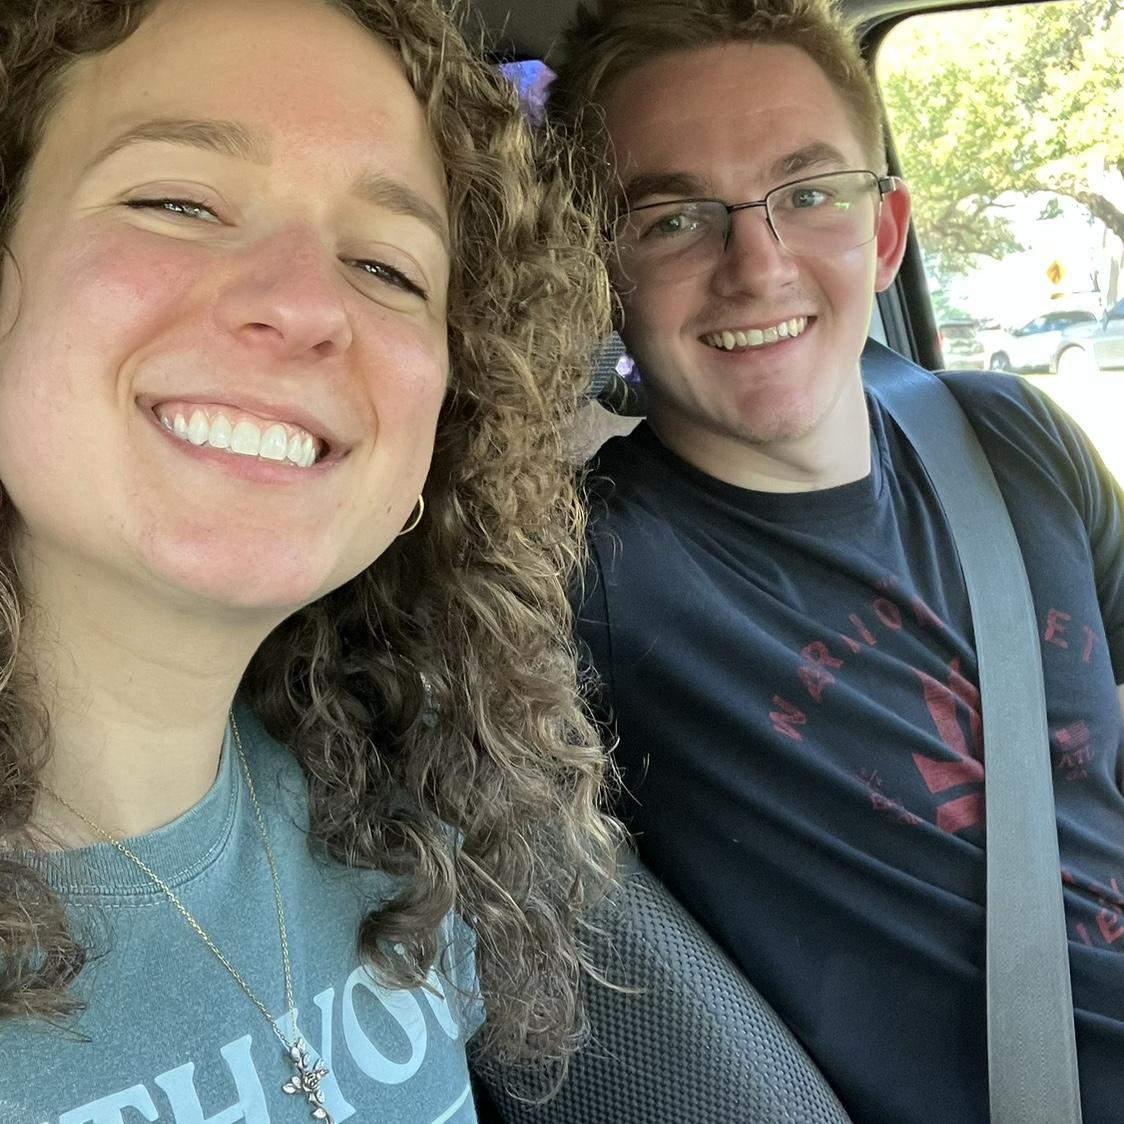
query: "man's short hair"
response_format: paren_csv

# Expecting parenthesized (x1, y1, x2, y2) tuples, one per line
(549, 0, 885, 170)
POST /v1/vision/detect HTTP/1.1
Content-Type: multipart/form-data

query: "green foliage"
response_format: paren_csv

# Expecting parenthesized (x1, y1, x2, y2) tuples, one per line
(877, 0, 1123, 281)
(929, 285, 975, 322)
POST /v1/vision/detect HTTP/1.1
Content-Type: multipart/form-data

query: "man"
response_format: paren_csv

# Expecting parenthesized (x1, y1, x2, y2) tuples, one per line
(550, 1, 1124, 1120)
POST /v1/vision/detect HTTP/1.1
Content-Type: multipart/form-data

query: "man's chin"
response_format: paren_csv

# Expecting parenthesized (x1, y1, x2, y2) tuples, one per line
(720, 392, 824, 448)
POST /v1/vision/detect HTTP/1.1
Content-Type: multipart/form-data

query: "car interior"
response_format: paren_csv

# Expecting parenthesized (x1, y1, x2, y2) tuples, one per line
(460, 0, 1121, 1119)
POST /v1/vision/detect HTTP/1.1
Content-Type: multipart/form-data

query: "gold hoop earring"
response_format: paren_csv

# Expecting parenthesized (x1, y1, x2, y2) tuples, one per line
(396, 495, 425, 537)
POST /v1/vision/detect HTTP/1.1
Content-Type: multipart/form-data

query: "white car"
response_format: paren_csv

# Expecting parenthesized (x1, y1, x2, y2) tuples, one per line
(987, 309, 1099, 372)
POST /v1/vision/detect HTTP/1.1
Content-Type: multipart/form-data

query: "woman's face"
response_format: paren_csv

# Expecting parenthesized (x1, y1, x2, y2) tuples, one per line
(0, 0, 450, 616)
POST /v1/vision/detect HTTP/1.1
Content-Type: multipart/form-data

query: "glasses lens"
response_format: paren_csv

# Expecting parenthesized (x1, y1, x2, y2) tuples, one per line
(767, 171, 881, 257)
(613, 200, 727, 283)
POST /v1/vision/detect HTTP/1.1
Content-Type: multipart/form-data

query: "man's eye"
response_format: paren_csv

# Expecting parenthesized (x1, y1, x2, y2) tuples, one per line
(643, 210, 703, 239)
(352, 259, 429, 302)
(788, 188, 831, 209)
(125, 197, 221, 223)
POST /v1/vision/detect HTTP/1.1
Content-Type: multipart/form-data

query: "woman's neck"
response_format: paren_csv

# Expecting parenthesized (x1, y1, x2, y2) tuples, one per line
(24, 544, 277, 843)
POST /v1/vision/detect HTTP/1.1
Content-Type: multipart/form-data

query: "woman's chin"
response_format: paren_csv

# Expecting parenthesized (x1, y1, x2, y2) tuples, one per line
(139, 540, 360, 619)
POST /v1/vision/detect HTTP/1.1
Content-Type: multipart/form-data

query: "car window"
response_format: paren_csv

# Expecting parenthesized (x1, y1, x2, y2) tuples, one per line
(876, 0, 1123, 484)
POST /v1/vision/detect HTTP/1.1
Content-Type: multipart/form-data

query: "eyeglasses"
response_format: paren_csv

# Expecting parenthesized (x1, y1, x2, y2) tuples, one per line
(613, 170, 898, 283)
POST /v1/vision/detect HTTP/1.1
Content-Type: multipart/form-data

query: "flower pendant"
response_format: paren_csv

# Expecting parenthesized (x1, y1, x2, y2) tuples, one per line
(281, 1039, 334, 1123)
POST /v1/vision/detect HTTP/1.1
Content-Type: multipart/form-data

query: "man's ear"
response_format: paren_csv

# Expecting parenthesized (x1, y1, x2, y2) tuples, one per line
(874, 177, 912, 293)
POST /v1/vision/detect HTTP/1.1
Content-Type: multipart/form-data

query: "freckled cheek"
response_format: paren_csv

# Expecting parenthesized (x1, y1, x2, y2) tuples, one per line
(55, 232, 211, 342)
(359, 319, 449, 435)
(0, 233, 205, 440)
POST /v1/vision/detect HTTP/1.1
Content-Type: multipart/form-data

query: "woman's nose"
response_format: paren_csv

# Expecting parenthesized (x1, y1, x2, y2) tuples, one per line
(213, 229, 353, 360)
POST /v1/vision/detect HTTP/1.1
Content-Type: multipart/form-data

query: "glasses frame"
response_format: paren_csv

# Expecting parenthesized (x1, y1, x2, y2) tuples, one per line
(618, 169, 899, 262)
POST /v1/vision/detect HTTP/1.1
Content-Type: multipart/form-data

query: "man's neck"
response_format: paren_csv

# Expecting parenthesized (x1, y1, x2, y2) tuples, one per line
(24, 547, 276, 845)
(647, 379, 872, 493)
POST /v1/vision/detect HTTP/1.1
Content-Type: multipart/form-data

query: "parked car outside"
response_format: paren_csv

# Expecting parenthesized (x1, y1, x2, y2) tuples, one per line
(1051, 299, 1124, 376)
(986, 308, 1099, 372)
(938, 320, 987, 369)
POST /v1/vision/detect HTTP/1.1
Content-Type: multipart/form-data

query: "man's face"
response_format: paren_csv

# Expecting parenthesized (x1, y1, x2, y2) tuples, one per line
(0, 0, 450, 617)
(602, 43, 910, 480)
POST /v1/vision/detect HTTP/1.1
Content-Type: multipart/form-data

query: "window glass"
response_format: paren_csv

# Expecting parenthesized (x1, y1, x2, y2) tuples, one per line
(877, 1, 1124, 483)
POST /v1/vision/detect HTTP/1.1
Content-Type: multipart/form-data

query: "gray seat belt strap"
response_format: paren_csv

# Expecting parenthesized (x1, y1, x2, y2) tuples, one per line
(862, 340, 1082, 1124)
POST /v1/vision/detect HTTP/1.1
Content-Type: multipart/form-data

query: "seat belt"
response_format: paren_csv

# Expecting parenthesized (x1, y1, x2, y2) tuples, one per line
(861, 339, 1082, 1124)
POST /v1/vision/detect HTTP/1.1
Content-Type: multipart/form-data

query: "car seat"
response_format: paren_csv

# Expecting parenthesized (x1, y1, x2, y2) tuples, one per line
(472, 850, 852, 1123)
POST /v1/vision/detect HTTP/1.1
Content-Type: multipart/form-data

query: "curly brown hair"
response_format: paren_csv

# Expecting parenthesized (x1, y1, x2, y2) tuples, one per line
(0, 0, 621, 1063)
(549, 0, 886, 170)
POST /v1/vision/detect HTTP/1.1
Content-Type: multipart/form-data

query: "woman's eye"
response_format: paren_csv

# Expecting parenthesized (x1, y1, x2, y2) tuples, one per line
(353, 259, 429, 302)
(125, 197, 221, 223)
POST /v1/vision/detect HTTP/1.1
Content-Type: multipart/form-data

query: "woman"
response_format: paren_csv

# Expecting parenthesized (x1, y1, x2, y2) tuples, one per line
(0, 0, 618, 1118)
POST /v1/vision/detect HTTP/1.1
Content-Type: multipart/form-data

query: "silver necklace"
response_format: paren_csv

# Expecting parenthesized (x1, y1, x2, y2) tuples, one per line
(44, 715, 333, 1124)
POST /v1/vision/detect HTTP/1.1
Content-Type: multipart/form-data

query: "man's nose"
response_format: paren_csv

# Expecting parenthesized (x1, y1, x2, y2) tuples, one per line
(214, 228, 354, 360)
(709, 204, 800, 295)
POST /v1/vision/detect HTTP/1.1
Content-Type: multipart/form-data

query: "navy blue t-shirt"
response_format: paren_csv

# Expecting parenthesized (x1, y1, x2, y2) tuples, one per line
(576, 370, 1124, 1124)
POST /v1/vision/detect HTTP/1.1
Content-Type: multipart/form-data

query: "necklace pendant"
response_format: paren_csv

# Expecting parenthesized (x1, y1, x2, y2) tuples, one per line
(281, 1039, 334, 1123)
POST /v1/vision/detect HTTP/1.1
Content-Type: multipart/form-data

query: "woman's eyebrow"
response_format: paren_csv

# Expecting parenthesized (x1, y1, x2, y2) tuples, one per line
(351, 171, 449, 250)
(84, 117, 270, 174)
(82, 116, 449, 249)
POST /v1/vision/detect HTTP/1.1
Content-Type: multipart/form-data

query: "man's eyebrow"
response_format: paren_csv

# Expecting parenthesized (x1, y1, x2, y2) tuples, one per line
(352, 172, 449, 249)
(623, 171, 711, 205)
(85, 118, 270, 172)
(622, 144, 851, 206)
(770, 143, 851, 180)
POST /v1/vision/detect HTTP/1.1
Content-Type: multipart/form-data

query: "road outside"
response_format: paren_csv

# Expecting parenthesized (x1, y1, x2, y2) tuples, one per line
(1026, 372, 1124, 487)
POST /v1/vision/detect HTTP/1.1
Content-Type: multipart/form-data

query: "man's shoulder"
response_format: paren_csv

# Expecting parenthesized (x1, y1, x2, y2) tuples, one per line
(936, 367, 1045, 415)
(586, 423, 689, 519)
(933, 368, 1088, 463)
(588, 421, 663, 481)
(914, 369, 1115, 528)
(870, 365, 1077, 470)
(582, 425, 704, 588)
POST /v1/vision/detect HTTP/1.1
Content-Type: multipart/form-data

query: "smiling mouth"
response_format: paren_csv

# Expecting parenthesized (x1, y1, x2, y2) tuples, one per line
(702, 316, 810, 351)
(153, 403, 326, 468)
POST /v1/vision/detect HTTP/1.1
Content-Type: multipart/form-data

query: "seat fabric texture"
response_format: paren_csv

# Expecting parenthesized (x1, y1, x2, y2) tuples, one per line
(473, 854, 853, 1123)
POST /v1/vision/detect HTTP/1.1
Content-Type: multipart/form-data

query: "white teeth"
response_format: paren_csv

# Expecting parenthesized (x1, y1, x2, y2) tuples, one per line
(160, 408, 319, 468)
(188, 410, 209, 446)
(259, 424, 289, 462)
(704, 316, 808, 350)
(207, 415, 232, 449)
(230, 420, 262, 456)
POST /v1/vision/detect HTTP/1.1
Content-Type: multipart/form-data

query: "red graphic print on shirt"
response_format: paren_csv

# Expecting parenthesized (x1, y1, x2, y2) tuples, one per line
(1053, 721, 1095, 782)
(912, 658, 985, 834)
